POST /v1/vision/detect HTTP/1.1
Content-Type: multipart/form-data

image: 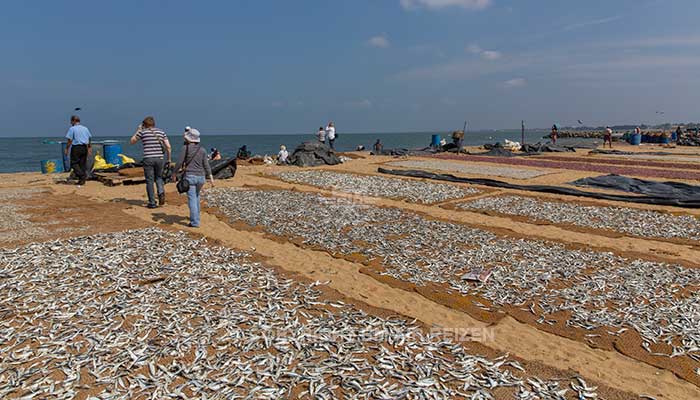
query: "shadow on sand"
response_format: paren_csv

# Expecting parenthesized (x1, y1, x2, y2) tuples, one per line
(151, 212, 188, 226)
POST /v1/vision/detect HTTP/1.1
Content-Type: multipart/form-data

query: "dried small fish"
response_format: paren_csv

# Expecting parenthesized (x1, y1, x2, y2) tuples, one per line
(275, 170, 479, 204)
(458, 195, 700, 241)
(204, 188, 700, 363)
(0, 228, 598, 399)
(387, 159, 550, 179)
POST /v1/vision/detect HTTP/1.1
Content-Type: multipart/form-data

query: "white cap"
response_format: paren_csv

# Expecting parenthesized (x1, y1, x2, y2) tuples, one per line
(184, 128, 201, 143)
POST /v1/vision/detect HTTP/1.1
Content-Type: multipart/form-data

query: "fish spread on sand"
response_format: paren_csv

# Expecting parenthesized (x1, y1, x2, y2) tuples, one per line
(275, 170, 479, 204)
(387, 159, 552, 179)
(457, 194, 700, 241)
(205, 188, 700, 363)
(0, 228, 600, 398)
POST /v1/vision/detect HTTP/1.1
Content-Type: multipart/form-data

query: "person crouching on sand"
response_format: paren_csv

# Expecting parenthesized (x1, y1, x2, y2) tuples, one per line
(174, 127, 214, 228)
(278, 145, 289, 164)
(130, 116, 171, 208)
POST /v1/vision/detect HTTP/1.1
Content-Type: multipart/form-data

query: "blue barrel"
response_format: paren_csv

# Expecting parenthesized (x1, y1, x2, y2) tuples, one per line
(103, 143, 123, 165)
(629, 133, 641, 145)
(41, 159, 63, 174)
(61, 142, 71, 171)
(641, 134, 649, 143)
(671, 132, 678, 141)
(660, 135, 670, 144)
(431, 134, 441, 147)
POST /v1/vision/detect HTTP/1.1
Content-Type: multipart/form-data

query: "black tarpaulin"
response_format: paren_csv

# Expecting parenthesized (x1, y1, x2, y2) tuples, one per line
(377, 168, 700, 208)
(571, 174, 700, 199)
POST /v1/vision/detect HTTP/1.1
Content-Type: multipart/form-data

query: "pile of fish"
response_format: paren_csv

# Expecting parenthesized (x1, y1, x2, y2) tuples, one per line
(0, 228, 598, 399)
(458, 195, 700, 241)
(0, 188, 50, 243)
(388, 160, 550, 179)
(276, 170, 479, 204)
(205, 188, 700, 362)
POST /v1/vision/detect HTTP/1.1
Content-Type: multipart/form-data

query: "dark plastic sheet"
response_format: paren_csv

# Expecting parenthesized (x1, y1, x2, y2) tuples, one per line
(378, 168, 700, 208)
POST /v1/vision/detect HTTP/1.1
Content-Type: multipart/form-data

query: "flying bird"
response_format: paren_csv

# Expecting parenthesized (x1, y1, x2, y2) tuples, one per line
(577, 120, 583, 125)
(74, 107, 82, 111)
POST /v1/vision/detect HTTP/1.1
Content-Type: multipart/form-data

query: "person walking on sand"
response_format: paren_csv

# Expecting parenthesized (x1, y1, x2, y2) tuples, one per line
(64, 115, 92, 186)
(326, 121, 336, 149)
(603, 126, 613, 148)
(373, 139, 383, 155)
(317, 126, 326, 144)
(550, 124, 558, 145)
(130, 116, 171, 208)
(174, 127, 214, 228)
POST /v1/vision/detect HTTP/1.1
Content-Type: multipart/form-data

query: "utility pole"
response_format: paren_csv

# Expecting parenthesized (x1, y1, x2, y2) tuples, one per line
(521, 120, 525, 145)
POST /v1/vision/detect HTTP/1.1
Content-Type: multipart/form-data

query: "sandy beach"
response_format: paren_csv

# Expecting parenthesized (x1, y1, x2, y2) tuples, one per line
(3, 143, 700, 399)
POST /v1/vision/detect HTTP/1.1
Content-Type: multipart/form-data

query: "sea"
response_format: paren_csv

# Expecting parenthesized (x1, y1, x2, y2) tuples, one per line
(0, 130, 550, 173)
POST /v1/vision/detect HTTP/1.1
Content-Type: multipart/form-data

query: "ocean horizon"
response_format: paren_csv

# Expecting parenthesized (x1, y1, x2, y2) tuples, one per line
(0, 130, 550, 173)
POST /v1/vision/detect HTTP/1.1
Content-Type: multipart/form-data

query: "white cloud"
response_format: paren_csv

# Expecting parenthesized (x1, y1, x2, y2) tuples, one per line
(502, 78, 527, 88)
(563, 15, 622, 32)
(401, 0, 491, 11)
(466, 44, 501, 60)
(368, 35, 390, 48)
(466, 44, 482, 54)
(481, 50, 501, 60)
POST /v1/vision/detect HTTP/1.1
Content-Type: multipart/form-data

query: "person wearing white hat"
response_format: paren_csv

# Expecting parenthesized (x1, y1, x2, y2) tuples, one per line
(174, 126, 214, 228)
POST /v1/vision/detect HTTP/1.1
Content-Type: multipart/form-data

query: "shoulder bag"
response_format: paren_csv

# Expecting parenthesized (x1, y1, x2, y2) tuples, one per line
(176, 145, 191, 194)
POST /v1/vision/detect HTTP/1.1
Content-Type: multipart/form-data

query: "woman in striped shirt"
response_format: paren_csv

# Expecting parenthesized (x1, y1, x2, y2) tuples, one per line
(130, 116, 172, 208)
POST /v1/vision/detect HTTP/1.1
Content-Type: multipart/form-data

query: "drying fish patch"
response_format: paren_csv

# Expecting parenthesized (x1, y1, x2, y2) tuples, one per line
(0, 228, 611, 399)
(205, 187, 700, 382)
(0, 188, 51, 243)
(387, 159, 551, 179)
(456, 195, 700, 242)
(274, 170, 479, 204)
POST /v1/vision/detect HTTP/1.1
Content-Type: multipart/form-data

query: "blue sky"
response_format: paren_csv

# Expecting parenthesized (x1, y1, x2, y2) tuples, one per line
(1, 0, 699, 136)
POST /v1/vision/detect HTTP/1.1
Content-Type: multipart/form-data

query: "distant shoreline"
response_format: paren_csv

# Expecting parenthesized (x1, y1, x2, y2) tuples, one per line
(0, 129, 550, 139)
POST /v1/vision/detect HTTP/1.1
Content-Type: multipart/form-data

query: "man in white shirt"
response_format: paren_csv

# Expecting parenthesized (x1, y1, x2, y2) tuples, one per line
(325, 122, 336, 149)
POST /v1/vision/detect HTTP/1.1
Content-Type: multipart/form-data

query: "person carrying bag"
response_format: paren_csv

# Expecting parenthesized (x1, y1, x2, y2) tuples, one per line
(176, 144, 191, 194)
(174, 127, 214, 227)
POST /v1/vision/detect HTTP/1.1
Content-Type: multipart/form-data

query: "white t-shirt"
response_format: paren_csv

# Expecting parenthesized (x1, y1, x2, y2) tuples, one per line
(318, 129, 325, 141)
(326, 126, 336, 140)
(278, 149, 289, 162)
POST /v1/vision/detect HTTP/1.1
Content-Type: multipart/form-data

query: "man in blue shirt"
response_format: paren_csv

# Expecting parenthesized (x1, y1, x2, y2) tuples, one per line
(64, 115, 92, 185)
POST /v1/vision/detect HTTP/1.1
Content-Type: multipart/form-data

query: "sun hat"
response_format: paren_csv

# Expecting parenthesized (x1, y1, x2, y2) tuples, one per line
(184, 127, 201, 143)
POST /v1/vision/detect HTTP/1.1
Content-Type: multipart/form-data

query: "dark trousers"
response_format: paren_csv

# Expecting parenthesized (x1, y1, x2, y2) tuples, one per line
(328, 138, 335, 149)
(143, 158, 165, 206)
(70, 145, 88, 184)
